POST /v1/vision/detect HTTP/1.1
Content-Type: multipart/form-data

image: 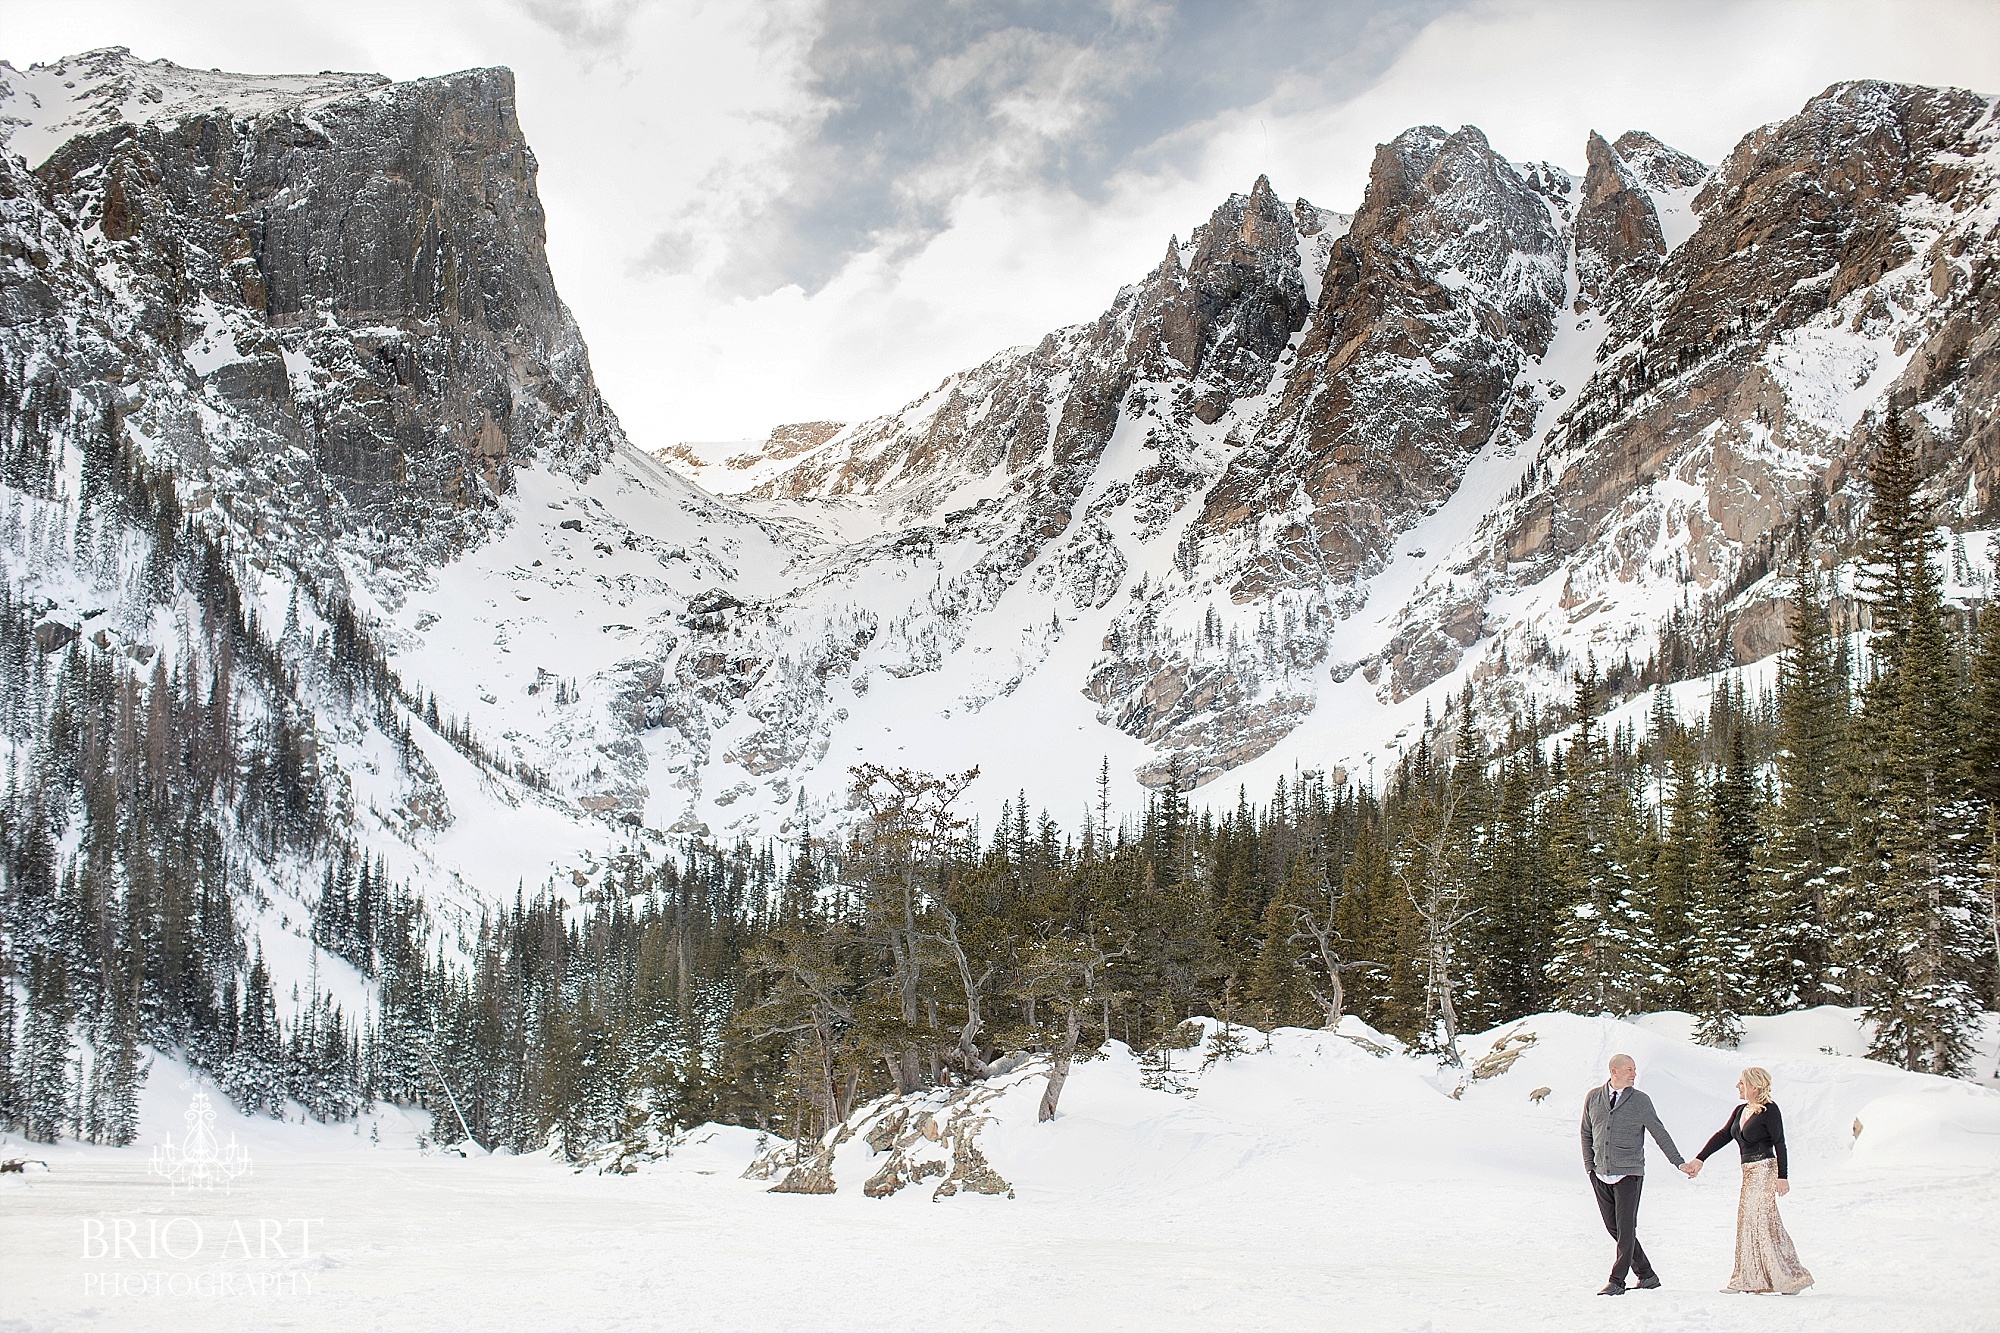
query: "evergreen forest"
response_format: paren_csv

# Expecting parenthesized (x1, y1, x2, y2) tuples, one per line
(2, 401, 1996, 1160)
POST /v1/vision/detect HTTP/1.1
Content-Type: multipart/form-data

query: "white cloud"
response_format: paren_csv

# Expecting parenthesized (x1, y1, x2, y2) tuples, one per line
(4, 0, 1998, 448)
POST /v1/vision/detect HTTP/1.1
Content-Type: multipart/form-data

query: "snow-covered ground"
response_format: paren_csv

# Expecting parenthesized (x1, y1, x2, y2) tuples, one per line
(6, 1009, 1996, 1332)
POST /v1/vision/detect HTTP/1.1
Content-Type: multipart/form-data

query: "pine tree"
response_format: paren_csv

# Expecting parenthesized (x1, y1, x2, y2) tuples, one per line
(1648, 712, 1702, 1008)
(1246, 891, 1314, 1029)
(1984, 809, 2000, 1018)
(1969, 606, 2000, 815)
(1471, 752, 1552, 1021)
(20, 955, 72, 1143)
(1761, 554, 1847, 1005)
(0, 941, 17, 1132)
(1686, 760, 1753, 1047)
(234, 950, 286, 1114)
(1547, 670, 1656, 1014)
(1712, 729, 1759, 912)
(1842, 408, 1986, 1074)
(1871, 547, 1981, 1073)
(97, 963, 143, 1147)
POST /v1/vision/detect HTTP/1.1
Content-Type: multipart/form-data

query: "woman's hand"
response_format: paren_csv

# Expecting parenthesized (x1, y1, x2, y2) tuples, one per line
(1680, 1160, 1701, 1178)
(1776, 1179, 1790, 1197)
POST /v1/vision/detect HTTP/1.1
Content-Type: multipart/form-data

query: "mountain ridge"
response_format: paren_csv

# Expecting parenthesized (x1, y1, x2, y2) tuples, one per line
(2, 51, 1995, 886)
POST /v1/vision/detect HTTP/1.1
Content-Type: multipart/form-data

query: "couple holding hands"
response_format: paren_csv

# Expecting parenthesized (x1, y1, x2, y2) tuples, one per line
(1580, 1053, 1814, 1297)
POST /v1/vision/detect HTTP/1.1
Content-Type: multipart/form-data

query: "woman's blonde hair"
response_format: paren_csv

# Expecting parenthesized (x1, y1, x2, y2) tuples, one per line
(1740, 1066, 1773, 1114)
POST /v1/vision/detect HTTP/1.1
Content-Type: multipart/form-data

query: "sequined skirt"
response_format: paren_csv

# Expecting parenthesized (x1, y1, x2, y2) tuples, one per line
(1726, 1158, 1814, 1294)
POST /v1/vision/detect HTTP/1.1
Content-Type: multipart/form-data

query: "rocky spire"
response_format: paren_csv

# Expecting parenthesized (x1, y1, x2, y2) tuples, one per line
(1200, 122, 1565, 602)
(1575, 129, 1667, 307)
(1610, 130, 1708, 192)
(1155, 180, 1307, 411)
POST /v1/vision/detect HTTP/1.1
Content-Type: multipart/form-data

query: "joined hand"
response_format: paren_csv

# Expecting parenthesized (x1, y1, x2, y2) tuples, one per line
(1679, 1161, 1701, 1178)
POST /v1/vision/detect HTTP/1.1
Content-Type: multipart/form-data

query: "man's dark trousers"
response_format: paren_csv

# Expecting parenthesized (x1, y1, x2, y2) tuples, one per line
(1590, 1173, 1654, 1285)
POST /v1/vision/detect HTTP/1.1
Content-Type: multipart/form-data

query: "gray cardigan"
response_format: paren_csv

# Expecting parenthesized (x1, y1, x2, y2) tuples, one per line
(1581, 1084, 1685, 1176)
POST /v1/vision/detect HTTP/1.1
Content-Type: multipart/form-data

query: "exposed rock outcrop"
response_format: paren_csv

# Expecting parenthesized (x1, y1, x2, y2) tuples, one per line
(1201, 126, 1566, 601)
(1610, 130, 1709, 193)
(4, 48, 626, 570)
(1512, 81, 1998, 588)
(1574, 130, 1666, 307)
(13, 48, 1999, 839)
(696, 83, 1998, 799)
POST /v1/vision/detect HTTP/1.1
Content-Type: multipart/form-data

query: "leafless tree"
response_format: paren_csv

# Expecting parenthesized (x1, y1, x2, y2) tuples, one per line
(1017, 933, 1126, 1121)
(929, 898, 997, 1079)
(1396, 778, 1477, 1067)
(1288, 896, 1382, 1032)
(740, 926, 861, 1136)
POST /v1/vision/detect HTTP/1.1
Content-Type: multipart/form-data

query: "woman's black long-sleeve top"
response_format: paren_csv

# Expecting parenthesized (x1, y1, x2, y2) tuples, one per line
(1696, 1101, 1789, 1179)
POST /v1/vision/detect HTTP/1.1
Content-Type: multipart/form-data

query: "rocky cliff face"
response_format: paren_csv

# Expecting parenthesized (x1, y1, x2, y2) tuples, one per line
(1574, 130, 1665, 307)
(700, 80, 1997, 808)
(2, 48, 624, 574)
(0, 48, 666, 918)
(8, 48, 1997, 858)
(744, 128, 1579, 785)
(1200, 126, 1566, 599)
(1492, 82, 1999, 663)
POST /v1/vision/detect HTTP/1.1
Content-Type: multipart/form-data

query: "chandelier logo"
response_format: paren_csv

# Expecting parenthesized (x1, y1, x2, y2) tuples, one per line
(147, 1088, 253, 1193)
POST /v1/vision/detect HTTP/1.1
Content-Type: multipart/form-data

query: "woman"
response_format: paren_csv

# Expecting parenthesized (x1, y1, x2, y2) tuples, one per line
(1680, 1067, 1814, 1294)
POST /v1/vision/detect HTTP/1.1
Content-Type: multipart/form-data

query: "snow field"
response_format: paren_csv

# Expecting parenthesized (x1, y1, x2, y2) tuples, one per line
(5, 1009, 1996, 1332)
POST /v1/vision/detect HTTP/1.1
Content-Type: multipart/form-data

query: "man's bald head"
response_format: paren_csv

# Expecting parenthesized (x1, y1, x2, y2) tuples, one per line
(1608, 1054, 1636, 1089)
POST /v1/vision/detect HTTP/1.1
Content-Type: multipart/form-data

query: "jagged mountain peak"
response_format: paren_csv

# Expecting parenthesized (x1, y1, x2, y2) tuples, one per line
(5, 49, 622, 576)
(1157, 178, 1309, 404)
(698, 80, 1997, 812)
(1608, 129, 1707, 192)
(1575, 129, 1668, 307)
(1702, 78, 1990, 216)
(1353, 123, 1563, 310)
(738, 175, 1324, 510)
(1190, 173, 1297, 263)
(1293, 198, 1345, 236)
(8, 56, 1998, 862)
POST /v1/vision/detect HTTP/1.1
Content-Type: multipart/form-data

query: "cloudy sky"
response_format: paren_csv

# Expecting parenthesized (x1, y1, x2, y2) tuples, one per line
(6, 0, 2000, 448)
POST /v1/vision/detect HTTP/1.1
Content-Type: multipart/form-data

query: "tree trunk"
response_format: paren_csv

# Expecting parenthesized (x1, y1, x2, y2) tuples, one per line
(1987, 819, 2000, 1029)
(836, 1063, 860, 1124)
(817, 1033, 839, 1136)
(938, 917, 991, 1078)
(900, 876, 923, 1081)
(1437, 961, 1462, 1067)
(958, 1001, 988, 1079)
(1038, 1008, 1081, 1122)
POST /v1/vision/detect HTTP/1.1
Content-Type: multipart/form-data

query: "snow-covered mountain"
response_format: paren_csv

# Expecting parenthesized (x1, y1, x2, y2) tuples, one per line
(654, 78, 1999, 827)
(5, 49, 1997, 904)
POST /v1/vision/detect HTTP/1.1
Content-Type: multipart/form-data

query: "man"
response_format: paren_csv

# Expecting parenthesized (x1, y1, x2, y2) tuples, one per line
(1580, 1053, 1685, 1295)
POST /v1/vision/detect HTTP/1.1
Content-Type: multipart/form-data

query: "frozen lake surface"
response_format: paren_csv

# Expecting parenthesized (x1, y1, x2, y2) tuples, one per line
(5, 1009, 1997, 1332)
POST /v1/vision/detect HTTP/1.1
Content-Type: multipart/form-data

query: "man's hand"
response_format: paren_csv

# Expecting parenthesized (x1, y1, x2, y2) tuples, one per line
(1776, 1179, 1790, 1196)
(1679, 1160, 1701, 1178)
